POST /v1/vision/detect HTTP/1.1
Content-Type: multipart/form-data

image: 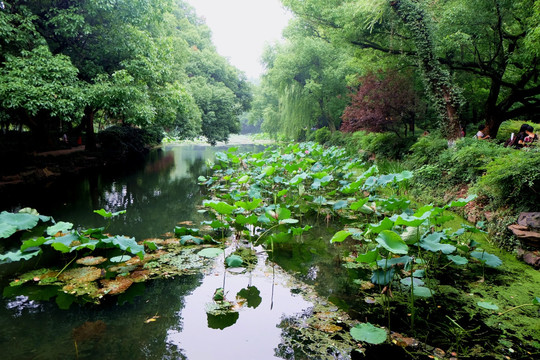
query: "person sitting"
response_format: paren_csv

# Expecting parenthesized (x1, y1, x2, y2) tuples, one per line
(523, 124, 538, 146)
(475, 124, 490, 140)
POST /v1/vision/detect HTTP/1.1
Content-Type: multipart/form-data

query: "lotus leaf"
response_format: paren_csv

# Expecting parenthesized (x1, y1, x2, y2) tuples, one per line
(110, 255, 132, 263)
(371, 268, 395, 285)
(375, 230, 408, 254)
(0, 211, 43, 238)
(0, 249, 41, 264)
(225, 254, 243, 267)
(236, 286, 262, 309)
(477, 301, 499, 310)
(76, 256, 107, 266)
(471, 251, 502, 268)
(100, 276, 133, 295)
(129, 270, 149, 282)
(412, 286, 433, 297)
(46, 221, 73, 236)
(350, 322, 387, 344)
(59, 267, 103, 283)
(447, 255, 468, 265)
(9, 268, 56, 287)
(63, 281, 101, 298)
(198, 248, 224, 258)
(330, 230, 351, 243)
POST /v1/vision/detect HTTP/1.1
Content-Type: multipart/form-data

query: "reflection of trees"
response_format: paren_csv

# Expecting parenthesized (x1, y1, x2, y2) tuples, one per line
(0, 274, 203, 359)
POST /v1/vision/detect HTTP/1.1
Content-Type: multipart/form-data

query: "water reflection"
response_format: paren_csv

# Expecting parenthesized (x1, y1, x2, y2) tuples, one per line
(169, 248, 312, 360)
(1, 142, 321, 360)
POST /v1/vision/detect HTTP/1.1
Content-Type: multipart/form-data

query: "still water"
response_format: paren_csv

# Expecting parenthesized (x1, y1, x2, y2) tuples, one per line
(0, 142, 331, 360)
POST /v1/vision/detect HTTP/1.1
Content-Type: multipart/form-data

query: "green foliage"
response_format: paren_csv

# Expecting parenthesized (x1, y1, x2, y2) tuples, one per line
(441, 138, 512, 184)
(357, 132, 417, 160)
(408, 133, 448, 166)
(476, 150, 540, 210)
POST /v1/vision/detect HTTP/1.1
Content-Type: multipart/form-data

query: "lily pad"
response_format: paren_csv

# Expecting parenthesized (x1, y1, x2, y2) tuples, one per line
(350, 322, 387, 344)
(59, 267, 103, 283)
(198, 248, 224, 258)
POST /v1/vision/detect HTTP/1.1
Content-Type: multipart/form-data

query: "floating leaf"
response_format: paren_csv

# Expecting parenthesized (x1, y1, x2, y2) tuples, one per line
(93, 209, 126, 218)
(350, 323, 387, 344)
(375, 230, 408, 254)
(110, 255, 132, 263)
(400, 277, 425, 287)
(76, 256, 107, 266)
(198, 248, 224, 258)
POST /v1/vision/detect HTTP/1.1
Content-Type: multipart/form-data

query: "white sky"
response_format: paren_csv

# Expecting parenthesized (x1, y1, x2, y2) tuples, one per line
(185, 0, 292, 80)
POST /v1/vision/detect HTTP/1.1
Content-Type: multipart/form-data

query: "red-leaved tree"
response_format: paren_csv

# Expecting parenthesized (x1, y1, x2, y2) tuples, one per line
(341, 70, 422, 136)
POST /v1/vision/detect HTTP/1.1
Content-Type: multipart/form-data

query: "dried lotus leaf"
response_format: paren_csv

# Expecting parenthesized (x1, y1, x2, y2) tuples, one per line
(76, 256, 107, 266)
(58, 267, 103, 283)
(100, 276, 133, 295)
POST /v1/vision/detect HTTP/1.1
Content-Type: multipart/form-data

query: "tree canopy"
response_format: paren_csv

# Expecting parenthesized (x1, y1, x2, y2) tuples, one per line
(0, 0, 251, 147)
(251, 0, 539, 140)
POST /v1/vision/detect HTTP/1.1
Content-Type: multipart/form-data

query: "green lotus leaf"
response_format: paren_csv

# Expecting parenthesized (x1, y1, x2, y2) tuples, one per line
(447, 255, 468, 265)
(350, 323, 387, 344)
(330, 230, 351, 243)
(0, 211, 41, 238)
(471, 251, 502, 268)
(413, 286, 433, 297)
(225, 254, 243, 268)
(477, 301, 499, 310)
(46, 221, 73, 236)
(375, 230, 408, 254)
(198, 248, 224, 258)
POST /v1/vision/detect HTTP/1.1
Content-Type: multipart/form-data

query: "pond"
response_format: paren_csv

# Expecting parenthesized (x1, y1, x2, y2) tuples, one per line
(2, 140, 539, 360)
(0, 141, 335, 360)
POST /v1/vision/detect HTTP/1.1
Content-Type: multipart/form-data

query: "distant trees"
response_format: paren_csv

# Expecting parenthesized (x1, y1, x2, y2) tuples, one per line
(266, 0, 540, 140)
(0, 0, 250, 148)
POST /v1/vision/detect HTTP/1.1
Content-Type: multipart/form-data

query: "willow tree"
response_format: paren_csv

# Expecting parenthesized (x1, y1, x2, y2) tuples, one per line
(258, 23, 354, 139)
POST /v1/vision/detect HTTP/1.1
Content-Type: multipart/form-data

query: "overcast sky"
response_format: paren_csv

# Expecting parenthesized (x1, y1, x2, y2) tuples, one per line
(185, 0, 292, 80)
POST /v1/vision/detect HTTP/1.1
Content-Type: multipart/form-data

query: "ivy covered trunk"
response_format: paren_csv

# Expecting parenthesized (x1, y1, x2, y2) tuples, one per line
(390, 0, 462, 141)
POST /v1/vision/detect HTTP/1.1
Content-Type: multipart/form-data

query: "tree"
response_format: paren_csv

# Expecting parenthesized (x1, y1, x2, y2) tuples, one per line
(281, 0, 540, 138)
(341, 70, 422, 135)
(0, 46, 82, 147)
(256, 22, 354, 139)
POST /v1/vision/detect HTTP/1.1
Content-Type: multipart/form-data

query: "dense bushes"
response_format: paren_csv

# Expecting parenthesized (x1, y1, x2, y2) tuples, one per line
(476, 150, 540, 210)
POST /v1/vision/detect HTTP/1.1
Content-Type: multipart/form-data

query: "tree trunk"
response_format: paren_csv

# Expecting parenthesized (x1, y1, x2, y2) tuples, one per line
(84, 106, 97, 151)
(390, 0, 462, 141)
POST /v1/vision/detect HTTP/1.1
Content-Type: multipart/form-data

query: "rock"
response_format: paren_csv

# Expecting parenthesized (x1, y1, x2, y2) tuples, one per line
(518, 212, 540, 230)
(508, 224, 540, 248)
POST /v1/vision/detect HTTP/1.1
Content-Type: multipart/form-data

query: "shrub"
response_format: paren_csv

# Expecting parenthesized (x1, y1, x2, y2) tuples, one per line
(358, 132, 416, 160)
(407, 133, 448, 166)
(475, 150, 540, 210)
(310, 127, 332, 145)
(440, 137, 512, 184)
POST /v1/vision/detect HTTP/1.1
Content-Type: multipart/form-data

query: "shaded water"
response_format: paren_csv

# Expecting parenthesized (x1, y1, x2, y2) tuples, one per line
(0, 142, 332, 360)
